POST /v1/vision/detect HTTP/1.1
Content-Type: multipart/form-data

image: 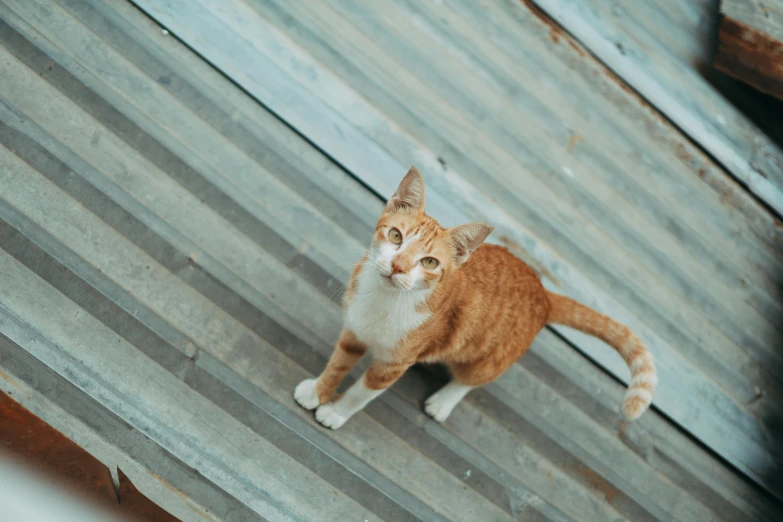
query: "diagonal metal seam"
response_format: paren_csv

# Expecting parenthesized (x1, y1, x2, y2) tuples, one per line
(521, 0, 783, 219)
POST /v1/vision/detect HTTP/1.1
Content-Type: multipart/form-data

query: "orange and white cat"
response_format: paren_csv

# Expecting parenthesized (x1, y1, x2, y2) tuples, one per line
(294, 167, 656, 429)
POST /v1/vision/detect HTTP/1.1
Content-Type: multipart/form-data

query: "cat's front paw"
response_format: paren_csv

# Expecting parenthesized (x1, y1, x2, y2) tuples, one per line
(315, 403, 348, 429)
(294, 378, 320, 410)
(425, 395, 453, 423)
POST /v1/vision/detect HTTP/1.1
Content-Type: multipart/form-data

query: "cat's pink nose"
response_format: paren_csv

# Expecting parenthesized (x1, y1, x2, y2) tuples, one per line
(391, 262, 404, 275)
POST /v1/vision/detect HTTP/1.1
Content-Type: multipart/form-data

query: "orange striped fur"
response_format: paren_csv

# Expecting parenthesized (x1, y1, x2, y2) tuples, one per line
(294, 167, 656, 428)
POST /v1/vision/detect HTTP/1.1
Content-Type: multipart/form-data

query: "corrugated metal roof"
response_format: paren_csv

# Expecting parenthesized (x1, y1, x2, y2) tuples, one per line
(0, 0, 781, 520)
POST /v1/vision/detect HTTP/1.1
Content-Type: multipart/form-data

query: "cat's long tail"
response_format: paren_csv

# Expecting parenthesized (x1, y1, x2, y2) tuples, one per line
(546, 292, 657, 420)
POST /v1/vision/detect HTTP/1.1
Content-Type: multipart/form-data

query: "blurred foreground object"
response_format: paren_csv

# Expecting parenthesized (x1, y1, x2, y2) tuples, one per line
(0, 390, 179, 522)
(0, 454, 126, 522)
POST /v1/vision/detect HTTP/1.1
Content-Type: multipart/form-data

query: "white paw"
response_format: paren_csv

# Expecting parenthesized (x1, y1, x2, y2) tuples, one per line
(315, 403, 348, 429)
(425, 396, 454, 423)
(294, 378, 320, 410)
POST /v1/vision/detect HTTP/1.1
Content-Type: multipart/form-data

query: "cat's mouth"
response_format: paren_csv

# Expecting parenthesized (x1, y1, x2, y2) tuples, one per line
(380, 272, 405, 290)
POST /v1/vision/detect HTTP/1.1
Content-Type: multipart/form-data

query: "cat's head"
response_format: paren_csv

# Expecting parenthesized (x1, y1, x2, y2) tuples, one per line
(368, 167, 493, 292)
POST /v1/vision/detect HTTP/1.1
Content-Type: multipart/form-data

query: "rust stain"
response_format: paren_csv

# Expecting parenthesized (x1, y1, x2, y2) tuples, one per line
(567, 38, 587, 58)
(520, 0, 557, 31)
(149, 471, 210, 520)
(576, 464, 619, 504)
(498, 235, 560, 286)
(0, 367, 19, 388)
(119, 469, 180, 522)
(520, 0, 585, 56)
(672, 142, 693, 164)
(0, 390, 117, 505)
(596, 66, 662, 120)
(567, 133, 582, 153)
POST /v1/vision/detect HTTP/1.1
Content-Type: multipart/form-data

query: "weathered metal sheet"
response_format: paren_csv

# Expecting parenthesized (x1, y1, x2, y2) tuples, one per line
(123, 0, 783, 498)
(531, 0, 783, 214)
(1, 0, 781, 520)
(0, 232, 362, 521)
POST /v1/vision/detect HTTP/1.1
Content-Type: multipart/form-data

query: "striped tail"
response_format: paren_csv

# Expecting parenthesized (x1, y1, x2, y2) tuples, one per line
(547, 292, 657, 420)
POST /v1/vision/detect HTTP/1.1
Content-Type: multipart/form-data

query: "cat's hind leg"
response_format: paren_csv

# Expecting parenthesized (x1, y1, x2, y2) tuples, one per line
(424, 381, 475, 422)
(426, 342, 526, 422)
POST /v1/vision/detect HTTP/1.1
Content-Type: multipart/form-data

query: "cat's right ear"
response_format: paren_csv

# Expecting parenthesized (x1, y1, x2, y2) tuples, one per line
(450, 222, 494, 265)
(386, 167, 425, 213)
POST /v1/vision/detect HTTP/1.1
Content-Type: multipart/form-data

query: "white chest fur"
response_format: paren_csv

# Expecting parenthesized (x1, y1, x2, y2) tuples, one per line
(345, 265, 431, 361)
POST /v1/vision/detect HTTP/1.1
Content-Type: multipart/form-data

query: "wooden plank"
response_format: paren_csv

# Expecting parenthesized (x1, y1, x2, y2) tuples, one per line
(532, 0, 783, 212)
(722, 0, 783, 43)
(716, 0, 783, 101)
(529, 0, 783, 215)
(127, 0, 782, 493)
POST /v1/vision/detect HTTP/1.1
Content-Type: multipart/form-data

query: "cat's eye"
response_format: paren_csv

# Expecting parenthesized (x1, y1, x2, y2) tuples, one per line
(388, 228, 403, 245)
(421, 257, 439, 269)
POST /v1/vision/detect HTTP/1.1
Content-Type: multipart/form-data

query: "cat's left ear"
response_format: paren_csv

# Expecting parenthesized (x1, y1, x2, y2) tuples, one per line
(386, 166, 425, 213)
(450, 223, 493, 265)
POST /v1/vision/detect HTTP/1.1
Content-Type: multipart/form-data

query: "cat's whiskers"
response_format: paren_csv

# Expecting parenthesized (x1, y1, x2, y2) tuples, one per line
(328, 279, 351, 300)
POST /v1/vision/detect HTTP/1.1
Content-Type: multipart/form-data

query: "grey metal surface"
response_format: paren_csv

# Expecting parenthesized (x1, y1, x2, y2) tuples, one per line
(124, 0, 783, 497)
(0, 0, 781, 520)
(532, 0, 783, 214)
